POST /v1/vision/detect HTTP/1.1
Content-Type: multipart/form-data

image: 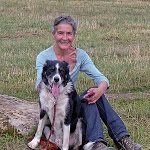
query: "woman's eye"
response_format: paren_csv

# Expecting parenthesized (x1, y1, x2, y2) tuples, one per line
(67, 32, 73, 36)
(57, 32, 63, 35)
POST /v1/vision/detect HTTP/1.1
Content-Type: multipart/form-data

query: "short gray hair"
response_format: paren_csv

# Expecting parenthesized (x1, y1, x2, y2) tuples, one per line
(52, 15, 77, 35)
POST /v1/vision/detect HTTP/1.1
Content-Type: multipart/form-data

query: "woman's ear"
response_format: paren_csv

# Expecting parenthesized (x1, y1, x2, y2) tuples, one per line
(52, 31, 55, 39)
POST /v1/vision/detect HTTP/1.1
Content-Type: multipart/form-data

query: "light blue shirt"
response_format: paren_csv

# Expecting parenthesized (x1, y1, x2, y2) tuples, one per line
(36, 46, 109, 89)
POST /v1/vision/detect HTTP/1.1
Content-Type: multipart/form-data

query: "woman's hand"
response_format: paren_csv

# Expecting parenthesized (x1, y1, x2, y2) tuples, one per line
(84, 81, 108, 104)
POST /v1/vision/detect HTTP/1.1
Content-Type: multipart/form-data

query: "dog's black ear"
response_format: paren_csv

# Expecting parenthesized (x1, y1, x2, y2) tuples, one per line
(43, 63, 47, 71)
(42, 61, 48, 85)
(63, 61, 69, 67)
(63, 61, 70, 85)
(63, 61, 70, 71)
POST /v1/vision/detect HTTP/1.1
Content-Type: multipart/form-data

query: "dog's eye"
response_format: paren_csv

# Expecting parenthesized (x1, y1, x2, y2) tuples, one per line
(49, 68, 55, 72)
(59, 68, 65, 73)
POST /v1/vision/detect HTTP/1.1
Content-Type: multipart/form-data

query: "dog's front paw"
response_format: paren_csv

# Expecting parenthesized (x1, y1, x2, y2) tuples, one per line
(27, 138, 40, 149)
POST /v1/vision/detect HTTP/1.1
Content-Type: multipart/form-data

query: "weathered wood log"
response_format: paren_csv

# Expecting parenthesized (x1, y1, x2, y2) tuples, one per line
(0, 94, 39, 135)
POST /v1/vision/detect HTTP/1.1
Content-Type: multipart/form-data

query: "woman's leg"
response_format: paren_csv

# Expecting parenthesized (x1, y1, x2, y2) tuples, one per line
(81, 101, 106, 143)
(80, 86, 129, 142)
(80, 91, 106, 144)
(96, 94, 129, 141)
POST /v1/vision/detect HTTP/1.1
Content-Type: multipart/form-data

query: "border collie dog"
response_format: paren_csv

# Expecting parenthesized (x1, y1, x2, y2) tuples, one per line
(27, 60, 82, 150)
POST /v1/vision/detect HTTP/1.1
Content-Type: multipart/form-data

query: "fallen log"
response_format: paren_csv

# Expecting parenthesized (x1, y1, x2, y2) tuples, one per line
(0, 94, 39, 135)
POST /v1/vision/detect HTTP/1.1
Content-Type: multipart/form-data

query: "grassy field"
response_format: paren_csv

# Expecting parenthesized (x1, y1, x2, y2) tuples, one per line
(0, 0, 150, 149)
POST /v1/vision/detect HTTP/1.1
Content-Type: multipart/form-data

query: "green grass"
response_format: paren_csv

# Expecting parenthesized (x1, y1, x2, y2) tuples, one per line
(0, 0, 150, 149)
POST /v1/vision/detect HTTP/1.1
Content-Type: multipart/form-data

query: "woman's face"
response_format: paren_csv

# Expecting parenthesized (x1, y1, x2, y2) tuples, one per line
(52, 24, 75, 50)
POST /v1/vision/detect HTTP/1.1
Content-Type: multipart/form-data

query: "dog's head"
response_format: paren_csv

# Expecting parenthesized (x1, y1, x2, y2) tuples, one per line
(42, 60, 70, 97)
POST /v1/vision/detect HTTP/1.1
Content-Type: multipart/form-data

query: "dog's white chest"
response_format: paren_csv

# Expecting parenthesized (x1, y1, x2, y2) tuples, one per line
(40, 89, 69, 120)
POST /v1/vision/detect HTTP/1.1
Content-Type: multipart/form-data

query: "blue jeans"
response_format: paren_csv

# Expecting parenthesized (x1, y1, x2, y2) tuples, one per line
(80, 88, 129, 144)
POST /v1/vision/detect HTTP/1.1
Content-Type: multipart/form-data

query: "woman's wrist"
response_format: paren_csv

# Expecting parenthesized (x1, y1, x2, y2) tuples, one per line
(98, 81, 108, 94)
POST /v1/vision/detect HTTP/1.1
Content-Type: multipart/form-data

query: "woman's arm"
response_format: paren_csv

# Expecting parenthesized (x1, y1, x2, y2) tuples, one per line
(84, 81, 108, 104)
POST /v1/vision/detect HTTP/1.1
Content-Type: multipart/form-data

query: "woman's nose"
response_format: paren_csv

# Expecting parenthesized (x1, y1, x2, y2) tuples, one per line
(62, 33, 68, 39)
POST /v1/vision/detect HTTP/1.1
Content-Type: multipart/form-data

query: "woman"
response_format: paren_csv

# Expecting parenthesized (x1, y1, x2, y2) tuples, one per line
(36, 15, 141, 150)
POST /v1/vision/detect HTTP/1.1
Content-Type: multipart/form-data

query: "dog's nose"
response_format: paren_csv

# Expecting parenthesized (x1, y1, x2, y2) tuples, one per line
(54, 77, 59, 82)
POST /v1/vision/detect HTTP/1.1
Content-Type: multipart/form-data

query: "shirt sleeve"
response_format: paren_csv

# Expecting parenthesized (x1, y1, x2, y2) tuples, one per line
(80, 51, 109, 87)
(35, 53, 47, 89)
